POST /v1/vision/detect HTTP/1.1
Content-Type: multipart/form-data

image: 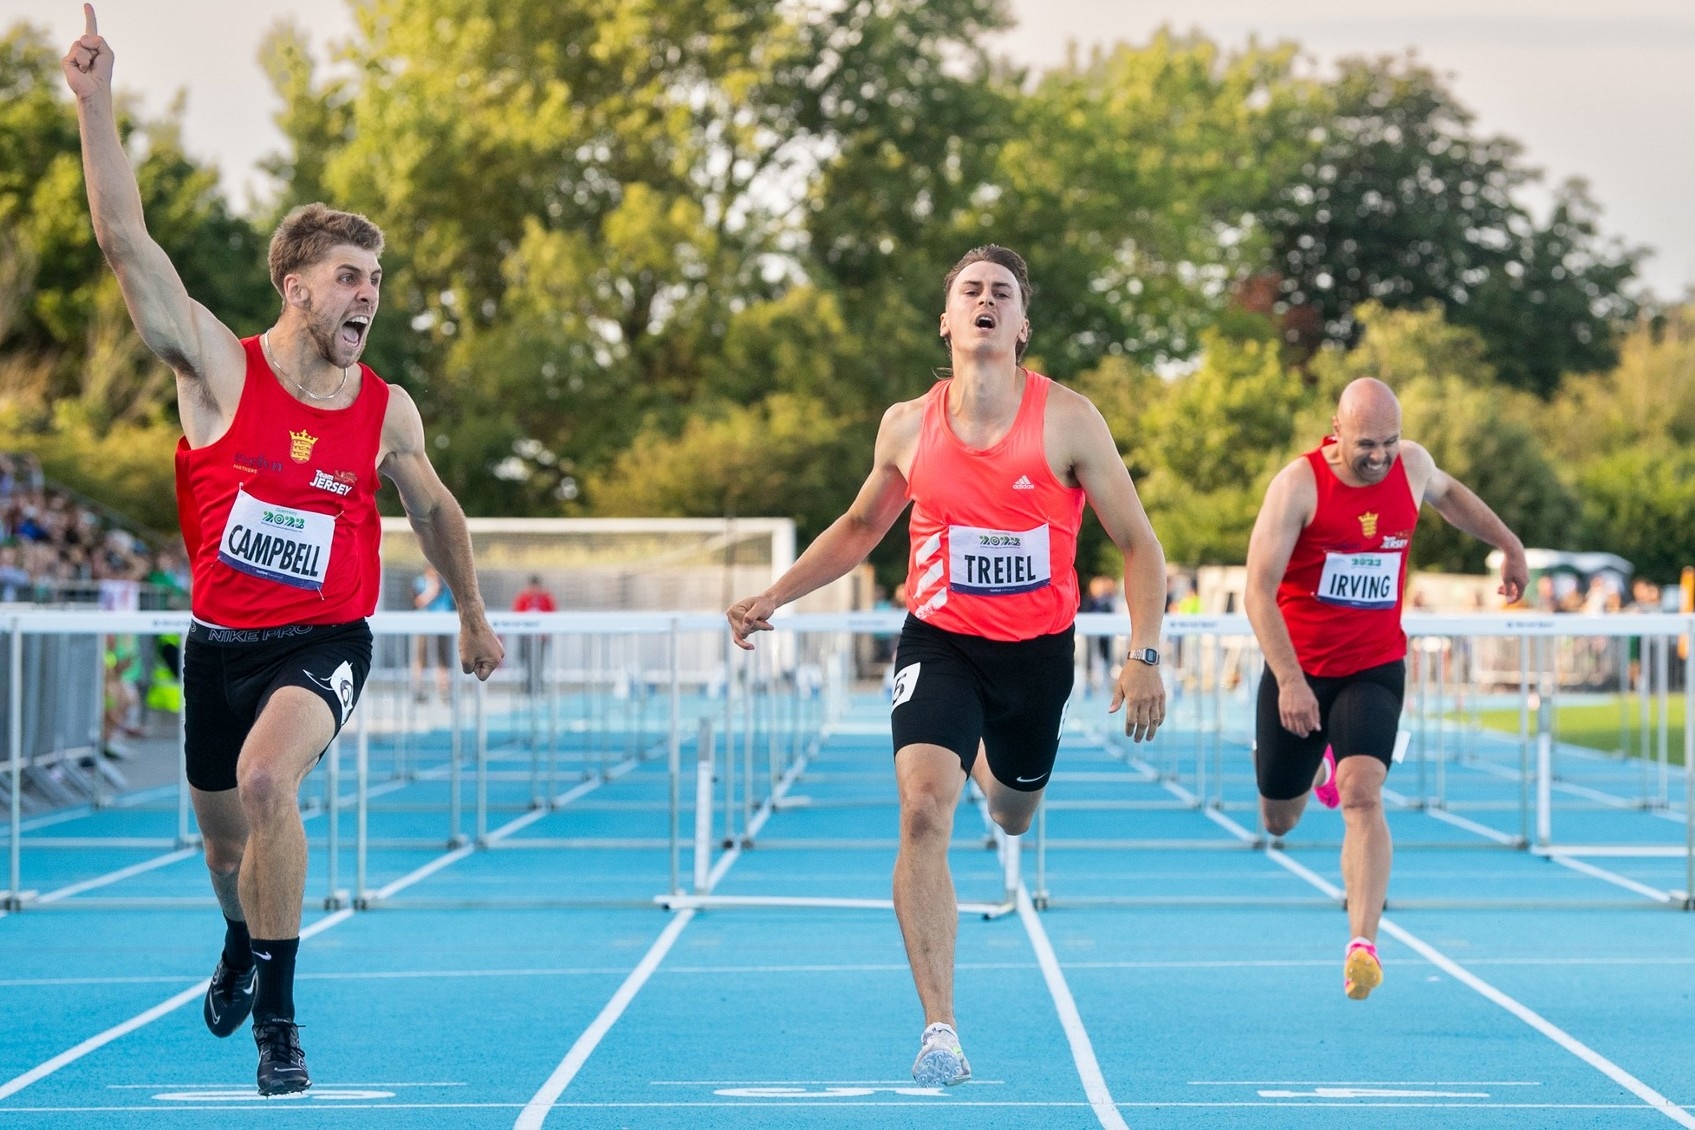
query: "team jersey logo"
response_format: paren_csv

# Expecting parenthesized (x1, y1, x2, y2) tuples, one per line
(1358, 511, 1379, 538)
(310, 469, 353, 496)
(288, 428, 319, 464)
(1012, 475, 1036, 490)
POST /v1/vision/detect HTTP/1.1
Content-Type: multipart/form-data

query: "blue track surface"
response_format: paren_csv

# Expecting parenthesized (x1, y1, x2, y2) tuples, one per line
(3, 687, 1694, 1128)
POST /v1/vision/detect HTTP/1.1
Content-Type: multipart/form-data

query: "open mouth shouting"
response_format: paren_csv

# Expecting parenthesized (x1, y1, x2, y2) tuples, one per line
(340, 313, 371, 351)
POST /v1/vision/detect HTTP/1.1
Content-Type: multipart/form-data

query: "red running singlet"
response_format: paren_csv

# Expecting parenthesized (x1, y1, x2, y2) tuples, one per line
(903, 371, 1084, 642)
(1278, 437, 1420, 677)
(176, 336, 391, 628)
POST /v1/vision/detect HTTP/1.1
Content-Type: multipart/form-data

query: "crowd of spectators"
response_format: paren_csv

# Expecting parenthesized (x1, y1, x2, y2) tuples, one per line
(0, 453, 189, 608)
(1526, 573, 1668, 615)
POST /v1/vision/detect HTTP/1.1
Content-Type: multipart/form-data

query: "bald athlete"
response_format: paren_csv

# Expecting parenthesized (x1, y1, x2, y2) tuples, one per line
(1245, 378, 1526, 999)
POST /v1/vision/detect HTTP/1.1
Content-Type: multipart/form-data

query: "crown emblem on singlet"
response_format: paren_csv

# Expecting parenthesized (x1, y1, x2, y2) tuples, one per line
(1358, 511, 1379, 538)
(288, 428, 319, 464)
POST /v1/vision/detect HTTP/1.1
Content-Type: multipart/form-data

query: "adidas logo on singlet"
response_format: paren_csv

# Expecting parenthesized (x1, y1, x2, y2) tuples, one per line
(1011, 475, 1036, 490)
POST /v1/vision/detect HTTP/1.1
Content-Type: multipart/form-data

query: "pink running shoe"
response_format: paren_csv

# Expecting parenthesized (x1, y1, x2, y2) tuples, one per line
(1344, 938, 1382, 1000)
(1314, 745, 1340, 809)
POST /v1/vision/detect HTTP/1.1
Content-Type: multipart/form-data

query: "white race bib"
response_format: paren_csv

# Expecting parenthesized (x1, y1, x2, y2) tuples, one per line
(1317, 551, 1401, 609)
(217, 487, 334, 591)
(948, 524, 1051, 596)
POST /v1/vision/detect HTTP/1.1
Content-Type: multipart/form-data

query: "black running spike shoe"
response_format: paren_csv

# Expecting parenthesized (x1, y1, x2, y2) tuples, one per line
(202, 956, 256, 1037)
(253, 1019, 311, 1096)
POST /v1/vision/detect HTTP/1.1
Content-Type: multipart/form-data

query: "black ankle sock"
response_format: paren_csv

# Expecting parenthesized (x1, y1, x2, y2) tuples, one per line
(251, 936, 300, 1023)
(222, 916, 253, 971)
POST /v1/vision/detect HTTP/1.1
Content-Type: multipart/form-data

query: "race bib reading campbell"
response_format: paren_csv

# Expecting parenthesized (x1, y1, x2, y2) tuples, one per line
(217, 487, 334, 591)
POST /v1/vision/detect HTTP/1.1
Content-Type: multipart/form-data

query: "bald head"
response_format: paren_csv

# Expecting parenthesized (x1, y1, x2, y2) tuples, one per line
(1336, 378, 1401, 431)
(1331, 378, 1403, 485)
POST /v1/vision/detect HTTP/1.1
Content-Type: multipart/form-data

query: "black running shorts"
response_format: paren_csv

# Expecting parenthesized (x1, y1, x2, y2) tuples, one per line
(183, 619, 373, 792)
(1255, 658, 1405, 801)
(889, 615, 1075, 791)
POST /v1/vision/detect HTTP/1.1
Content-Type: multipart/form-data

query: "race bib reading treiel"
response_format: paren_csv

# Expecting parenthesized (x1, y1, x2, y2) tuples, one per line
(948, 523, 1052, 596)
(217, 487, 334, 591)
(1317, 551, 1401, 609)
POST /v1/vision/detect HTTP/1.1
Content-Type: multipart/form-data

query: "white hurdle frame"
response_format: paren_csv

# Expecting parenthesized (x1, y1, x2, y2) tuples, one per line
(6, 610, 1695, 914)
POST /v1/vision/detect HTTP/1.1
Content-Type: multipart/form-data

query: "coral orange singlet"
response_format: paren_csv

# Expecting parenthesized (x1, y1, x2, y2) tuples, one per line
(903, 372, 1084, 642)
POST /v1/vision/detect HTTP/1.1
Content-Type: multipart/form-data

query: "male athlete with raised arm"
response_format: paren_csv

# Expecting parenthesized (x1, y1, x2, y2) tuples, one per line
(64, 5, 503, 1094)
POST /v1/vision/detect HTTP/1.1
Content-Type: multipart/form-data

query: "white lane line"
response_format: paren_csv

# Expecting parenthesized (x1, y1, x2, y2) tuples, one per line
(648, 1079, 1006, 1086)
(1192, 1079, 1541, 1086)
(514, 746, 812, 1129)
(1385, 795, 1520, 846)
(0, 749, 656, 1103)
(2, 771, 427, 921)
(513, 908, 697, 1130)
(34, 849, 198, 904)
(1378, 921, 1695, 1128)
(0, 979, 208, 1103)
(0, 903, 353, 1104)
(1544, 854, 1677, 903)
(1224, 795, 1695, 1129)
(1205, 808, 1347, 900)
(1202, 778, 1695, 1125)
(1388, 786, 1678, 902)
(0, 1100, 1677, 1113)
(1016, 884, 1131, 1130)
(107, 1080, 466, 1088)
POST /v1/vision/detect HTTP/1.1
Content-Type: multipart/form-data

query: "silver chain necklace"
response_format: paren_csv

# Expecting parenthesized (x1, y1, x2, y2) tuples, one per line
(261, 332, 351, 403)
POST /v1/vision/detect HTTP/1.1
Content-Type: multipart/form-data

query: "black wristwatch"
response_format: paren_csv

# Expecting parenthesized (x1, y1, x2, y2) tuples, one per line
(1126, 647, 1160, 666)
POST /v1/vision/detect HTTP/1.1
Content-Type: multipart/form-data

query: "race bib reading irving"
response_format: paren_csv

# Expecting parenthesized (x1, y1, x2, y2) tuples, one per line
(217, 487, 334, 591)
(1317, 551, 1401, 609)
(948, 524, 1051, 596)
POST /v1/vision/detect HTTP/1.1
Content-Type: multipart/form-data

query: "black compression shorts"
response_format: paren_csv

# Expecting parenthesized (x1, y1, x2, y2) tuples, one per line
(889, 615, 1075, 791)
(183, 619, 372, 792)
(1255, 658, 1405, 801)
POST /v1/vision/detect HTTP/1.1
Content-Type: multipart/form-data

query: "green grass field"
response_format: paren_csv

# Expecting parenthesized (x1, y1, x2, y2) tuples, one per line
(1474, 697, 1689, 765)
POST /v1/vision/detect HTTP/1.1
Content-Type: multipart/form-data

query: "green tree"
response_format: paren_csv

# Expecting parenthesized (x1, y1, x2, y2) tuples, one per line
(1575, 443, 1695, 584)
(1306, 303, 1579, 570)
(1259, 55, 1641, 394)
(1136, 322, 1309, 565)
(966, 31, 1317, 376)
(1536, 304, 1695, 464)
(0, 24, 269, 533)
(260, 0, 1014, 516)
(584, 393, 861, 542)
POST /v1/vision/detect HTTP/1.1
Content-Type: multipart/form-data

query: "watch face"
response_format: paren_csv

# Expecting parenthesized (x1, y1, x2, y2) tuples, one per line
(1135, 648, 1160, 665)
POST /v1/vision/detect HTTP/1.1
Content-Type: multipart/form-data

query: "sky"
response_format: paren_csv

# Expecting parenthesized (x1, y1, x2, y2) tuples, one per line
(10, 0, 1694, 300)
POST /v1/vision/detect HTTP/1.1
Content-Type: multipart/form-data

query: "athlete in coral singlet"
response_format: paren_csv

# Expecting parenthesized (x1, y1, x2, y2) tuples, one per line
(1245, 378, 1526, 1000)
(66, 6, 503, 1094)
(727, 245, 1167, 1084)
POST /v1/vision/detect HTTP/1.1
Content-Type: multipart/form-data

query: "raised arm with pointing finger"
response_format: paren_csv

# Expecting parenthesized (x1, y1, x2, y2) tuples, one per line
(64, 3, 501, 1096)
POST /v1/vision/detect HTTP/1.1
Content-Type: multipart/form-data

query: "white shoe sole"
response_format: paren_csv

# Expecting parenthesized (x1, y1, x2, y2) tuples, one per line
(912, 1048, 970, 1087)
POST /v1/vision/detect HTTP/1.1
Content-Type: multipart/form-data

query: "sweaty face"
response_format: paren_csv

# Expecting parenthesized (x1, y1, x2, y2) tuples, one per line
(291, 245, 381, 369)
(941, 262, 1028, 360)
